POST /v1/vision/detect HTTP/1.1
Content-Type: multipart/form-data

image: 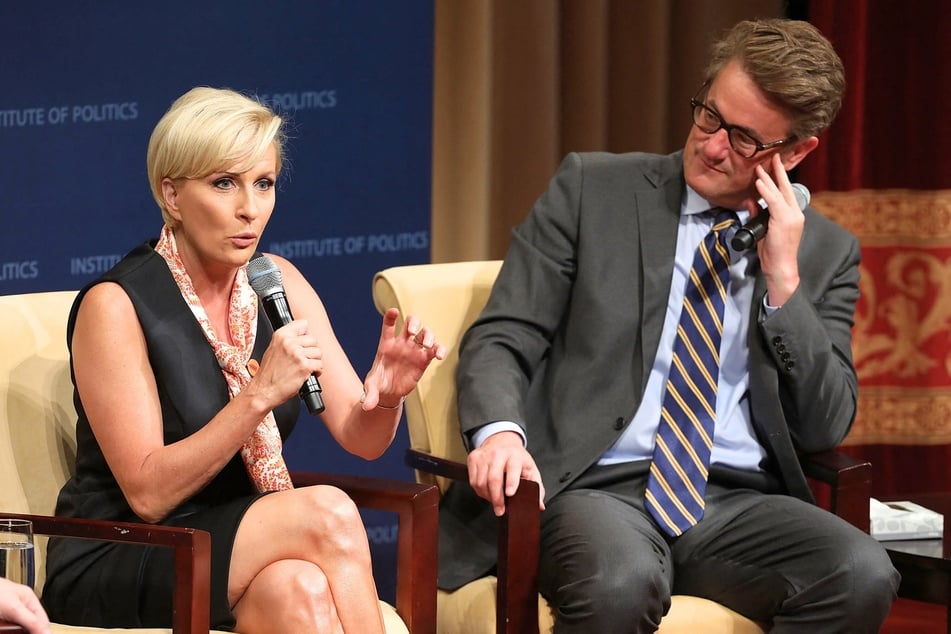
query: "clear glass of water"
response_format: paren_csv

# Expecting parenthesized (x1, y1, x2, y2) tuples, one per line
(0, 518, 35, 589)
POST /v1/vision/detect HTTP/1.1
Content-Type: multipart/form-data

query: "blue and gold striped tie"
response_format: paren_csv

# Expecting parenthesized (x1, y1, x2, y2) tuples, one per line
(646, 209, 738, 536)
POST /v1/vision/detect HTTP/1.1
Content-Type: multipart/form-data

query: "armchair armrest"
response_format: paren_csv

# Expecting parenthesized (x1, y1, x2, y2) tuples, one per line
(405, 450, 540, 634)
(800, 450, 872, 533)
(0, 512, 210, 634)
(290, 470, 438, 634)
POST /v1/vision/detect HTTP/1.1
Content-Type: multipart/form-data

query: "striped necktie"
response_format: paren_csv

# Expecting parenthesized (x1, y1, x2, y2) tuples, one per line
(645, 209, 738, 536)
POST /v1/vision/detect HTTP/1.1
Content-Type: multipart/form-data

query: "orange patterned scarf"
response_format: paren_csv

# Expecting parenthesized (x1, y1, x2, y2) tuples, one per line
(155, 225, 293, 492)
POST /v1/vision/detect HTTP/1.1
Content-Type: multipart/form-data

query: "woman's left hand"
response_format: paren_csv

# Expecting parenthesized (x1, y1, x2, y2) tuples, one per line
(361, 308, 447, 410)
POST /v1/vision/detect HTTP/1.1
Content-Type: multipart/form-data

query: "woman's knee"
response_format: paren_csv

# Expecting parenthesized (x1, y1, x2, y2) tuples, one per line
(298, 485, 370, 559)
(285, 563, 336, 620)
(235, 560, 340, 632)
(237, 486, 370, 567)
(300, 485, 361, 524)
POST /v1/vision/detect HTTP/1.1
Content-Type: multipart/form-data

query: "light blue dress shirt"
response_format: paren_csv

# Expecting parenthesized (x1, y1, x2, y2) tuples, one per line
(473, 186, 770, 473)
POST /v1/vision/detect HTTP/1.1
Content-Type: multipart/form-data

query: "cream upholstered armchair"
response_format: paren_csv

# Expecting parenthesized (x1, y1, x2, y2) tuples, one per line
(371, 260, 873, 634)
(0, 290, 438, 634)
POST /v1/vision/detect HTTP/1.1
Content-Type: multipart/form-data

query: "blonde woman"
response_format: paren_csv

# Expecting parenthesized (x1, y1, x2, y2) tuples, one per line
(43, 86, 445, 633)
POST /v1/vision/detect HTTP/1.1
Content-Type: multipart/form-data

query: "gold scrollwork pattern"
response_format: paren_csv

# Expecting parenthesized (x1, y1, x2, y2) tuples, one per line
(812, 189, 951, 445)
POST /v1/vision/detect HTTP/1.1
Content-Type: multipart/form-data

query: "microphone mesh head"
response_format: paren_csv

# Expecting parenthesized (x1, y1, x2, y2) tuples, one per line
(246, 255, 284, 297)
(792, 183, 811, 210)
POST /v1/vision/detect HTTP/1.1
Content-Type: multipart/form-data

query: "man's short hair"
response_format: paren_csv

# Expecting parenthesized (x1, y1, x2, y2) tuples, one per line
(703, 18, 846, 140)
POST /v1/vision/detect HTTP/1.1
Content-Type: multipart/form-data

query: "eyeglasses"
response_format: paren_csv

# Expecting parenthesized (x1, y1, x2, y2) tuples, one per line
(689, 96, 793, 159)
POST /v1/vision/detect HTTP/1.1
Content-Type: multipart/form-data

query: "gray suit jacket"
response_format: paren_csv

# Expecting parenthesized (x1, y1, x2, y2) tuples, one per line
(439, 150, 861, 590)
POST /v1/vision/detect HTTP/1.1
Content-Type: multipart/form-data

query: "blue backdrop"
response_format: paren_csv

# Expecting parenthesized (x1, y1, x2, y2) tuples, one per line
(1, 1, 433, 603)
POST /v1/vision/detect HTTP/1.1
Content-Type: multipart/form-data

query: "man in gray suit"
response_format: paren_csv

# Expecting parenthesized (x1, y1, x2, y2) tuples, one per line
(444, 18, 899, 633)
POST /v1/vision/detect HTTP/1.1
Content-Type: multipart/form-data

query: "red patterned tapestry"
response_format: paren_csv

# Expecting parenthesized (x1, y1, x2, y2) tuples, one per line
(813, 190, 951, 447)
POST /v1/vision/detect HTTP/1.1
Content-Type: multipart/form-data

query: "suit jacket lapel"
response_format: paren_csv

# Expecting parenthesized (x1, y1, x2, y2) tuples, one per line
(636, 163, 684, 393)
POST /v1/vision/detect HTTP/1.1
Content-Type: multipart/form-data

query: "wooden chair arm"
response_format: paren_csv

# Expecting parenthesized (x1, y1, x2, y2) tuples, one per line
(404, 449, 469, 482)
(0, 512, 210, 634)
(799, 450, 872, 533)
(405, 449, 541, 634)
(290, 471, 438, 634)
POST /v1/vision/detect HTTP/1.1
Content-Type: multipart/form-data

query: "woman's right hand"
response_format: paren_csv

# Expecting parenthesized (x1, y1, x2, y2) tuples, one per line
(250, 318, 323, 407)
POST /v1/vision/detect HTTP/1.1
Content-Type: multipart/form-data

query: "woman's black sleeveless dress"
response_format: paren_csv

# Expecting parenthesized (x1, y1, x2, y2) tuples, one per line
(42, 241, 301, 630)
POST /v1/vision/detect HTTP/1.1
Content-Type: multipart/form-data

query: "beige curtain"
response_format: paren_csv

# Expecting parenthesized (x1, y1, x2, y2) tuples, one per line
(432, 0, 783, 262)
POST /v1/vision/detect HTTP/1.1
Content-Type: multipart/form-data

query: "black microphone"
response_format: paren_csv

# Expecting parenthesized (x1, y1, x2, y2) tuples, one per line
(246, 254, 325, 415)
(731, 183, 811, 251)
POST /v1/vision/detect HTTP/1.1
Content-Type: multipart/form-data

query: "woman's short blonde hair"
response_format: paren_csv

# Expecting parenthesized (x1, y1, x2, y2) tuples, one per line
(146, 86, 285, 227)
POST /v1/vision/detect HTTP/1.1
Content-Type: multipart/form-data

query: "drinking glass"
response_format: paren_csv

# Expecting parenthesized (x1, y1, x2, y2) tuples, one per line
(0, 518, 35, 588)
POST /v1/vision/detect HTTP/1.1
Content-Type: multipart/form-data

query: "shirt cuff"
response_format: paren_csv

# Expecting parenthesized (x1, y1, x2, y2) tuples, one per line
(470, 421, 527, 449)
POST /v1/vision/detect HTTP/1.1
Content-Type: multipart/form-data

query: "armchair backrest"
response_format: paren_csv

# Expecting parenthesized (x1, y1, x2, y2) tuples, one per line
(372, 261, 502, 493)
(0, 290, 79, 591)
